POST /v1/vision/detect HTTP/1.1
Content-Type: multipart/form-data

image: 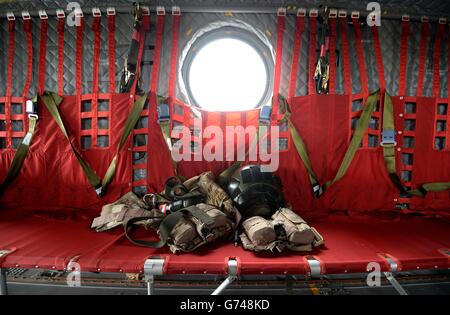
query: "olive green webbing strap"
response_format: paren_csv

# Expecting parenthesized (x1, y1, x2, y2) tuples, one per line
(382, 93, 413, 196)
(157, 96, 185, 181)
(41, 92, 102, 191)
(283, 111, 321, 194)
(218, 91, 381, 196)
(41, 92, 148, 195)
(324, 91, 381, 189)
(101, 93, 149, 191)
(217, 95, 321, 193)
(124, 206, 214, 248)
(0, 113, 38, 196)
(382, 93, 450, 197)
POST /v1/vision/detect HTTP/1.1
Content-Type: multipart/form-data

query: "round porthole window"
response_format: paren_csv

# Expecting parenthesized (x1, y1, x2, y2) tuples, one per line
(182, 26, 274, 112)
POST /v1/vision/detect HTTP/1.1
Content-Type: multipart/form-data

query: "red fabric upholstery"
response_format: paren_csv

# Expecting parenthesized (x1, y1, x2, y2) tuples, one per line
(0, 213, 448, 275)
(1, 94, 448, 217)
(0, 94, 133, 212)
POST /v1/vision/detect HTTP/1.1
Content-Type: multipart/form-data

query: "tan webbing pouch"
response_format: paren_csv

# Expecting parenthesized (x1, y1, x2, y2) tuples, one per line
(239, 217, 282, 252)
(168, 204, 233, 254)
(91, 192, 156, 232)
(272, 208, 315, 246)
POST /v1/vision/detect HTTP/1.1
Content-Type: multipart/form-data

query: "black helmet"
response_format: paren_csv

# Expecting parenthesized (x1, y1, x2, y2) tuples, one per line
(227, 165, 285, 218)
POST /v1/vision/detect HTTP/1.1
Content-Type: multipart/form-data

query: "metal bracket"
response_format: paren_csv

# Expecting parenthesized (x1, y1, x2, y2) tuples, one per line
(107, 7, 116, 16)
(0, 269, 6, 295)
(156, 6, 166, 16)
(0, 250, 12, 296)
(402, 15, 410, 22)
(383, 257, 408, 295)
(172, 6, 181, 16)
(141, 6, 150, 16)
(309, 9, 318, 18)
(22, 11, 31, 20)
(277, 7, 287, 17)
(297, 8, 306, 17)
(92, 8, 102, 17)
(39, 10, 48, 20)
(306, 257, 321, 279)
(338, 10, 347, 19)
(74, 8, 83, 19)
(6, 12, 15, 21)
(438, 17, 447, 25)
(421, 16, 429, 23)
(144, 258, 165, 295)
(56, 9, 66, 19)
(351, 11, 360, 20)
(212, 259, 238, 295)
(329, 9, 338, 19)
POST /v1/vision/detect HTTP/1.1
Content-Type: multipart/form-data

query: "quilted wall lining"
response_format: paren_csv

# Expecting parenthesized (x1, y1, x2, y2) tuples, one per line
(0, 12, 448, 102)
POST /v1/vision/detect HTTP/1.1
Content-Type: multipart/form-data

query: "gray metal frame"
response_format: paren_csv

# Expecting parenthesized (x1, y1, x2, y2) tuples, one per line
(1, 265, 450, 295)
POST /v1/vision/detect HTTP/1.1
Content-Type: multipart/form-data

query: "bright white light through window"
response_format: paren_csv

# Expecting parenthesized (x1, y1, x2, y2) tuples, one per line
(188, 38, 268, 111)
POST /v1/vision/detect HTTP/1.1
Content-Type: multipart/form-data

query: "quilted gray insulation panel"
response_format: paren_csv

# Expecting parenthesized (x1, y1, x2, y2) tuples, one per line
(0, 5, 448, 100)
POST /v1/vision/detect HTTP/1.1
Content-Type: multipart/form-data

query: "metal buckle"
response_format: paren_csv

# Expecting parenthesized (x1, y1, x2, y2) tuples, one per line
(39, 10, 48, 20)
(156, 6, 166, 16)
(172, 6, 181, 16)
(438, 17, 447, 25)
(26, 100, 38, 119)
(56, 9, 66, 19)
(421, 16, 429, 23)
(141, 6, 150, 16)
(95, 186, 103, 196)
(259, 105, 272, 125)
(92, 8, 102, 17)
(22, 11, 31, 20)
(313, 184, 324, 198)
(338, 10, 347, 18)
(158, 104, 171, 124)
(6, 12, 15, 21)
(401, 15, 410, 22)
(381, 130, 397, 147)
(351, 11, 360, 19)
(277, 7, 287, 17)
(329, 9, 338, 19)
(74, 8, 83, 19)
(297, 8, 306, 17)
(309, 9, 319, 18)
(107, 7, 116, 16)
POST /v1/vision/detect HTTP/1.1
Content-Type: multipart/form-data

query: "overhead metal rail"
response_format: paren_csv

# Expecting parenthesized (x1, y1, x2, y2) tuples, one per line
(1, 5, 449, 22)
